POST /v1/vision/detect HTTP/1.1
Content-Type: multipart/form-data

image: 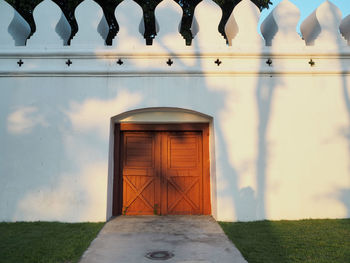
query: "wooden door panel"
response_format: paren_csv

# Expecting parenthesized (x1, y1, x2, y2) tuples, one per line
(123, 175, 156, 214)
(168, 135, 199, 168)
(121, 132, 160, 215)
(166, 175, 201, 214)
(124, 135, 154, 167)
(117, 125, 210, 216)
(162, 132, 203, 215)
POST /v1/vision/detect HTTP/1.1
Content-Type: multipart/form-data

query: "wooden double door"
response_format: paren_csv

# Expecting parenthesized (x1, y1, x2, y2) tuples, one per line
(113, 124, 211, 216)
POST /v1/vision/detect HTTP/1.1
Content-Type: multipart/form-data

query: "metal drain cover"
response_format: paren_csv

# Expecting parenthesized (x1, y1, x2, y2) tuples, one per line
(145, 251, 174, 260)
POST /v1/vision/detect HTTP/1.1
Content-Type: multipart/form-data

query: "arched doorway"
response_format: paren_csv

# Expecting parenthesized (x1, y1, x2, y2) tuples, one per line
(109, 108, 213, 216)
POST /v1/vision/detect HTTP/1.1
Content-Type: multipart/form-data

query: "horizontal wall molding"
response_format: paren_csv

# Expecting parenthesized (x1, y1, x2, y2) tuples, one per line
(1, 52, 349, 77)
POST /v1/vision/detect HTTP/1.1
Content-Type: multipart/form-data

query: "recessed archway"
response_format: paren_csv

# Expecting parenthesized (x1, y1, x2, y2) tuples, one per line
(106, 108, 217, 219)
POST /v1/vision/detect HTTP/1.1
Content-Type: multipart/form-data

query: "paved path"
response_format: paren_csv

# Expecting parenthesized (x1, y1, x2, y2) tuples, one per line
(79, 215, 247, 263)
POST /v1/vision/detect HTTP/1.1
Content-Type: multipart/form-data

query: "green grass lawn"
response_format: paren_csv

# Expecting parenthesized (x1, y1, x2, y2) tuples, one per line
(0, 221, 104, 263)
(219, 219, 350, 263)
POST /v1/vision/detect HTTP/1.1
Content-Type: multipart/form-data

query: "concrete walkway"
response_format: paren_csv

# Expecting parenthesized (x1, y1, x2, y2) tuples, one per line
(79, 215, 247, 263)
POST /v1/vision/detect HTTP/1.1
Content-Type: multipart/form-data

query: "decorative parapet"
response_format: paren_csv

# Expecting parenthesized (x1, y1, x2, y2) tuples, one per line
(340, 14, 350, 45)
(70, 0, 109, 47)
(0, 0, 349, 76)
(261, 0, 303, 47)
(192, 0, 226, 48)
(27, 0, 70, 47)
(301, 0, 346, 47)
(154, 0, 184, 47)
(114, 0, 145, 50)
(225, 0, 263, 48)
(0, 0, 30, 47)
(1, 0, 349, 50)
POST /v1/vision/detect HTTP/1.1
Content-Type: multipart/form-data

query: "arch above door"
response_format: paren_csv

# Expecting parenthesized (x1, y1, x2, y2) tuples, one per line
(108, 107, 215, 218)
(112, 107, 213, 124)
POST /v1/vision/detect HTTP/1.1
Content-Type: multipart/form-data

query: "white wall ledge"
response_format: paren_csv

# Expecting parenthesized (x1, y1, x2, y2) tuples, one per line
(0, 54, 349, 76)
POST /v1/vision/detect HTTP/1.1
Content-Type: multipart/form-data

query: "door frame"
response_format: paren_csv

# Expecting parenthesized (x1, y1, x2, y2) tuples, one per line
(112, 123, 211, 216)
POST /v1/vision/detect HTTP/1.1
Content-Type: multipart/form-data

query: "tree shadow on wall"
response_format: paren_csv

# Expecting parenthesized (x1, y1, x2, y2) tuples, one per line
(255, 74, 275, 219)
(134, 0, 277, 225)
(340, 62, 350, 218)
(2, 76, 133, 221)
(136, 0, 276, 225)
(331, 4, 350, 218)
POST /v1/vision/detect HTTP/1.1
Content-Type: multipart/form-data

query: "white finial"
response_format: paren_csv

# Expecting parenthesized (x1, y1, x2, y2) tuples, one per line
(225, 0, 263, 48)
(301, 1, 345, 47)
(114, 0, 145, 49)
(154, 0, 184, 47)
(71, 0, 108, 47)
(340, 15, 350, 45)
(27, 0, 70, 47)
(261, 0, 302, 47)
(0, 0, 31, 46)
(192, 0, 226, 48)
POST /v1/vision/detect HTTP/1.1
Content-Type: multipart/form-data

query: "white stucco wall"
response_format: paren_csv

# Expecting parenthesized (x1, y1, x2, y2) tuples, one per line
(0, 0, 350, 222)
(1, 73, 349, 222)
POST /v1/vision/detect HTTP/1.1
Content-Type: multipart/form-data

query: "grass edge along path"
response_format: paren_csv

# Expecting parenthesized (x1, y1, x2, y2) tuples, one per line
(219, 219, 350, 263)
(0, 221, 104, 263)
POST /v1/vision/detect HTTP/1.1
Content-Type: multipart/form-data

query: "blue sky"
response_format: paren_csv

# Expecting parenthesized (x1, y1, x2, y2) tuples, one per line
(259, 0, 350, 32)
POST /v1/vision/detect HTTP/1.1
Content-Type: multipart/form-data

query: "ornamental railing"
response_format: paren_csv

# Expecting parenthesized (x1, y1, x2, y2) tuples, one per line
(0, 0, 349, 51)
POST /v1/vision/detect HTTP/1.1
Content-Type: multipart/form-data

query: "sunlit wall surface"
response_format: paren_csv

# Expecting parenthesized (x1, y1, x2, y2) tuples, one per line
(0, 0, 350, 222)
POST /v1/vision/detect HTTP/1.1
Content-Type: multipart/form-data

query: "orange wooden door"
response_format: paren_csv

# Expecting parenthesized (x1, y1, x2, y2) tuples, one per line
(161, 132, 203, 215)
(120, 125, 209, 215)
(121, 132, 161, 215)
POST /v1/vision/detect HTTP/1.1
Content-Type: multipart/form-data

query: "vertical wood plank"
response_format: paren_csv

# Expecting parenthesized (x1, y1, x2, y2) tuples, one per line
(202, 125, 211, 215)
(155, 132, 162, 215)
(160, 132, 168, 215)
